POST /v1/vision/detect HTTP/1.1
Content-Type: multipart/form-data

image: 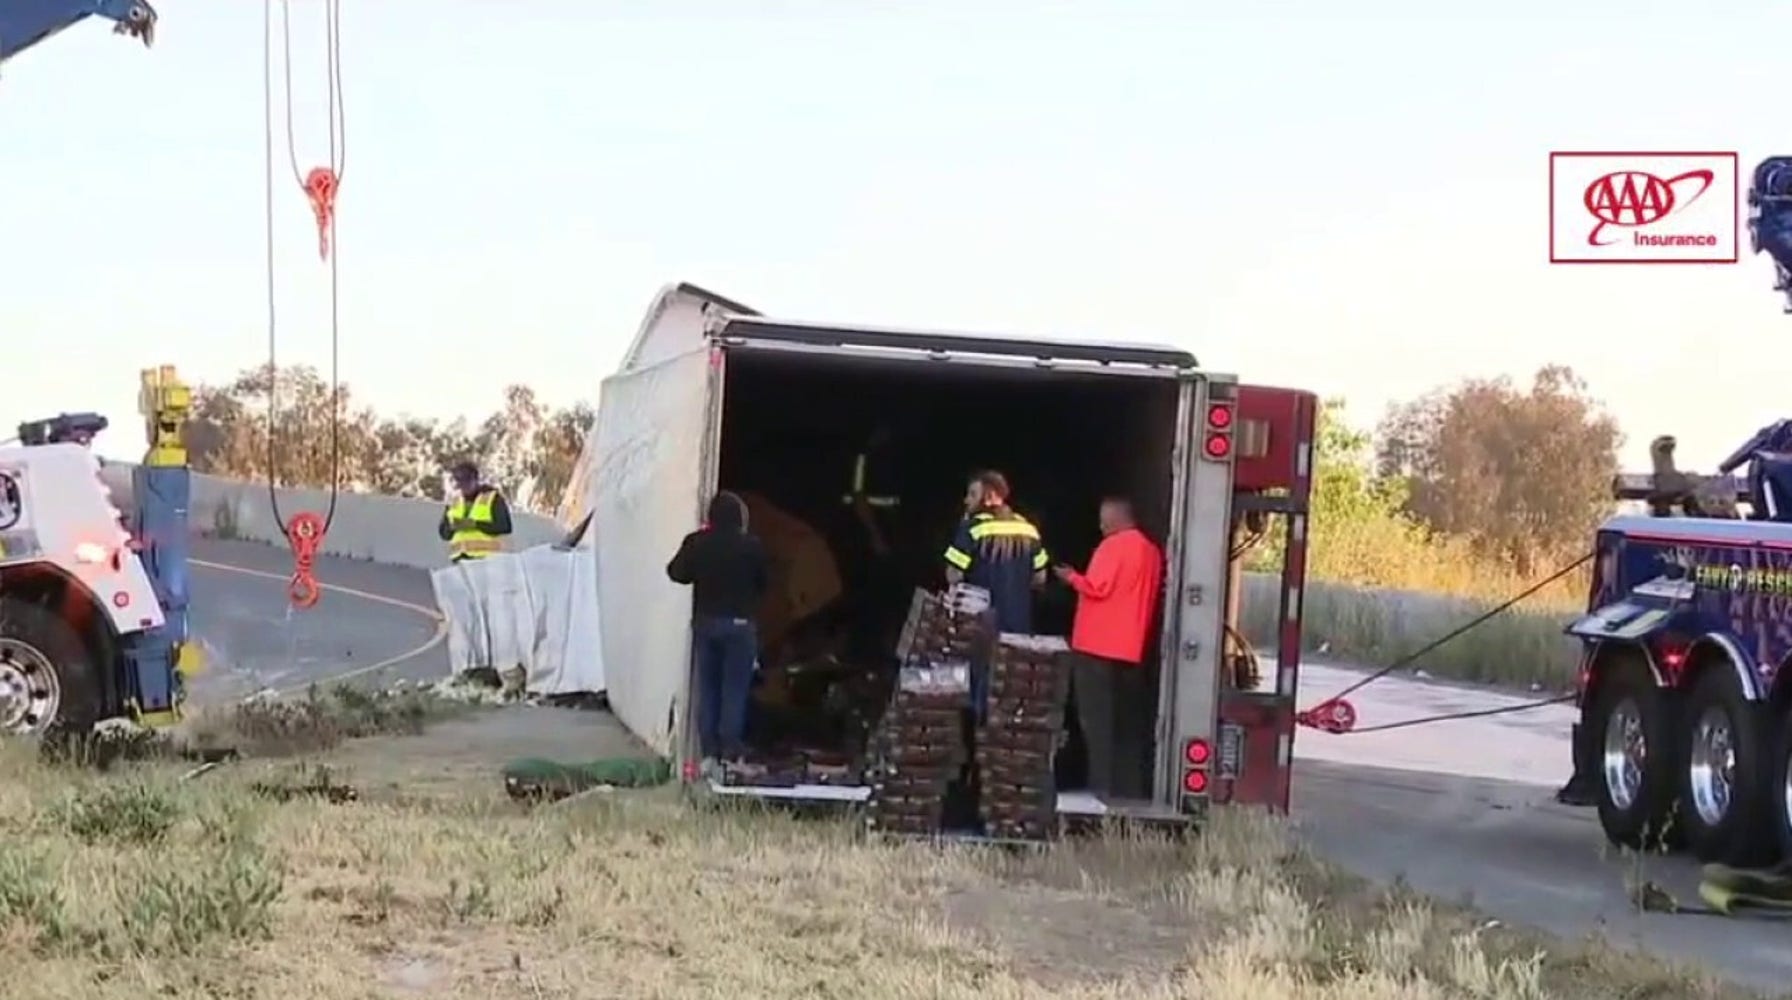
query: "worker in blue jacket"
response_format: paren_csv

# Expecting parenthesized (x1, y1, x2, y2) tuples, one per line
(943, 470, 1049, 717)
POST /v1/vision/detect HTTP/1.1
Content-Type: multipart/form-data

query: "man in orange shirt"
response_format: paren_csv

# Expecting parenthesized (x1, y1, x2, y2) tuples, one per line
(1053, 497, 1164, 799)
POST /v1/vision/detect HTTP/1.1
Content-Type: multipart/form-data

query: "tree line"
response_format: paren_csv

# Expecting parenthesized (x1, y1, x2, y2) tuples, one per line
(184, 364, 594, 514)
(183, 361, 1623, 593)
(1307, 363, 1621, 596)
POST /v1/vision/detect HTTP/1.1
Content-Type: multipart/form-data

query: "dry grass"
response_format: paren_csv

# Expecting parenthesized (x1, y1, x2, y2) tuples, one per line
(1241, 513, 1589, 691)
(0, 736, 1754, 1000)
(1239, 576, 1580, 692)
(1300, 514, 1588, 610)
(174, 681, 485, 759)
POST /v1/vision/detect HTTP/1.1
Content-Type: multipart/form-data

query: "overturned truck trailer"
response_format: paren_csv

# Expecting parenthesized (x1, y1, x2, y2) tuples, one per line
(564, 283, 1318, 824)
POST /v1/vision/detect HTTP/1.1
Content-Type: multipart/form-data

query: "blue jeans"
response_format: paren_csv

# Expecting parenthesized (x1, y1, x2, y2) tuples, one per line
(694, 616, 757, 759)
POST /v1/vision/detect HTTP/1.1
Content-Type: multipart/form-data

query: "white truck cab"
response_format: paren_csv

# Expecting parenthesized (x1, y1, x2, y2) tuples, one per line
(0, 442, 165, 735)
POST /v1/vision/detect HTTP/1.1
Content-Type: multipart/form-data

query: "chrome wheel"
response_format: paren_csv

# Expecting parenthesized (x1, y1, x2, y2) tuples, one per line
(1603, 697, 1646, 811)
(1689, 705, 1737, 827)
(0, 638, 60, 735)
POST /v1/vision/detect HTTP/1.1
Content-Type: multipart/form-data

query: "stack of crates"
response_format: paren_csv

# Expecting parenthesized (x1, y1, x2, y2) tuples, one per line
(864, 585, 992, 836)
(976, 634, 1072, 841)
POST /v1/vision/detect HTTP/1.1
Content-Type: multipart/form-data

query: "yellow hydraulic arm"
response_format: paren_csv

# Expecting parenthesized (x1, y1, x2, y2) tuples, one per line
(136, 365, 203, 685)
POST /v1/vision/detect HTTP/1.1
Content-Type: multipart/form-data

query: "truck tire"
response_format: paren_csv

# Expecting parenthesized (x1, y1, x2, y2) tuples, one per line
(1590, 656, 1678, 849)
(1766, 700, 1792, 862)
(1677, 666, 1773, 865)
(0, 597, 101, 739)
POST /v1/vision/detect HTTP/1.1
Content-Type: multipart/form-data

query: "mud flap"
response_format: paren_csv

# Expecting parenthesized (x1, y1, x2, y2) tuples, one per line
(1558, 599, 1680, 808)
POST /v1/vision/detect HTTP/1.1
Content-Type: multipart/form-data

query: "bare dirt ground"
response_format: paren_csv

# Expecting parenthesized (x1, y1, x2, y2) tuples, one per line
(316, 703, 645, 803)
(0, 700, 1768, 1000)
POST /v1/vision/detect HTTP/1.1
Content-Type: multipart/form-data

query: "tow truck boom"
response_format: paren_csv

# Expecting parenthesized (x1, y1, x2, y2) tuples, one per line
(0, 1, 156, 65)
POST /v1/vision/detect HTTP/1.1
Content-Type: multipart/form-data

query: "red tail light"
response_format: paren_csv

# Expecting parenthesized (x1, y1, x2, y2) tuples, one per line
(76, 541, 125, 571)
(1204, 433, 1232, 460)
(1206, 403, 1233, 429)
(1181, 737, 1213, 797)
(1656, 639, 1688, 673)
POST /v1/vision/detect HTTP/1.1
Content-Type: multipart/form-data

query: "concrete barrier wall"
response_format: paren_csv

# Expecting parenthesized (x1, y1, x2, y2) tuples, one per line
(100, 463, 565, 571)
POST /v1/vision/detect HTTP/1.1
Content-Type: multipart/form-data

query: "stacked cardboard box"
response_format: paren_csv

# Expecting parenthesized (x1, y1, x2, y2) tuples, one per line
(864, 585, 992, 836)
(976, 634, 1071, 841)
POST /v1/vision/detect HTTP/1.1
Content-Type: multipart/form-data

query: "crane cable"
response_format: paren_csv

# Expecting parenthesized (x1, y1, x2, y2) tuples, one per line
(1294, 551, 1595, 734)
(262, 0, 345, 609)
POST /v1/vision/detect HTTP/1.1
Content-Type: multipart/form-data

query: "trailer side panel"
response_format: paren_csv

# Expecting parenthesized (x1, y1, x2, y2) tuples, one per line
(590, 347, 720, 757)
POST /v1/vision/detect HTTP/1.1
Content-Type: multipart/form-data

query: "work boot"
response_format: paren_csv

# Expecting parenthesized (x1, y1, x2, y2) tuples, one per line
(1555, 723, 1597, 807)
(1555, 773, 1597, 807)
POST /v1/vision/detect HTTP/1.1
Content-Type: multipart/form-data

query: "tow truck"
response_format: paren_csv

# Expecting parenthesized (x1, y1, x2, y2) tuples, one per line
(0, 5, 189, 740)
(1561, 160, 1792, 864)
(0, 2, 188, 738)
(1566, 421, 1792, 866)
(0, 368, 198, 738)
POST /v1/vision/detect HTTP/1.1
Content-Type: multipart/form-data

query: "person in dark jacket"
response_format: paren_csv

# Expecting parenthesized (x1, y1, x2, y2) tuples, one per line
(942, 470, 1049, 720)
(667, 491, 770, 773)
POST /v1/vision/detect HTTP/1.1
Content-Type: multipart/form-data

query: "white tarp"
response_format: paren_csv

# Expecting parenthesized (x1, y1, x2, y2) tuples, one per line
(429, 545, 605, 696)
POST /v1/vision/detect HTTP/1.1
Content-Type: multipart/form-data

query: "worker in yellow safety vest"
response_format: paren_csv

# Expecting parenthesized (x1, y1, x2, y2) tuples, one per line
(438, 460, 514, 562)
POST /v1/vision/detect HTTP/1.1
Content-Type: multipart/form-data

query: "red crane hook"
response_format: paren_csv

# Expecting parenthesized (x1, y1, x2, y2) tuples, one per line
(303, 167, 338, 261)
(285, 511, 326, 609)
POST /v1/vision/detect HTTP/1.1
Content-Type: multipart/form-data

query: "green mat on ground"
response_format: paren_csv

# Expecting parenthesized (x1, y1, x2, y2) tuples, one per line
(502, 756, 673, 801)
(1698, 863, 1792, 916)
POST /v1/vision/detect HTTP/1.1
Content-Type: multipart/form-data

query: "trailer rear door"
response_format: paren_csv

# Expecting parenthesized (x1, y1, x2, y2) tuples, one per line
(1160, 375, 1237, 812)
(589, 346, 722, 757)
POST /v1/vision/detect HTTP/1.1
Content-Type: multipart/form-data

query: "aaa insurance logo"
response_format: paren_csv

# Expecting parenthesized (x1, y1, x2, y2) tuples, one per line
(1549, 152, 1739, 264)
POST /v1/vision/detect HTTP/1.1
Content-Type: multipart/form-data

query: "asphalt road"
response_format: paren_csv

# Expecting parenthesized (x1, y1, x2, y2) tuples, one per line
(1297, 664, 1792, 996)
(176, 545, 1792, 994)
(185, 536, 448, 700)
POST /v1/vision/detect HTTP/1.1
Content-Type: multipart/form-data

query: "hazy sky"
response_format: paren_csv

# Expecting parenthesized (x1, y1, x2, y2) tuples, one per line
(1, 0, 1784, 469)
